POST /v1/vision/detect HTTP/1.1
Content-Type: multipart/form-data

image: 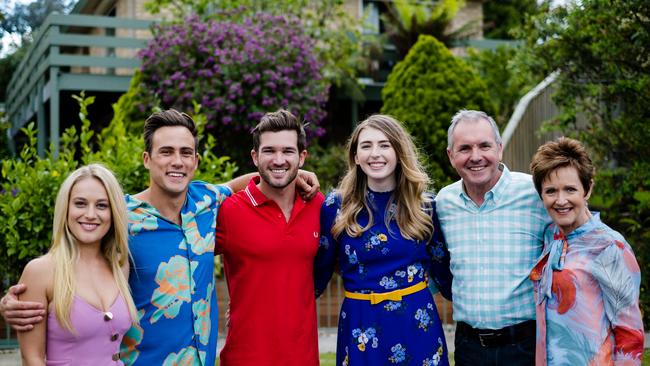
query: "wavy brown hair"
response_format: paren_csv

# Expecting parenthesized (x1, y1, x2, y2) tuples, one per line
(332, 114, 433, 241)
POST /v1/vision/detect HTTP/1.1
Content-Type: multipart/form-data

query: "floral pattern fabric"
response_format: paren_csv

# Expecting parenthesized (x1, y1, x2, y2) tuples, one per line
(119, 181, 231, 366)
(315, 190, 453, 366)
(530, 213, 644, 365)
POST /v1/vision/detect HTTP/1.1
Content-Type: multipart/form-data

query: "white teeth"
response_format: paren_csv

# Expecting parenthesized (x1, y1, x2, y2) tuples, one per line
(271, 169, 286, 173)
(555, 207, 571, 213)
(80, 223, 99, 230)
(167, 172, 184, 177)
(469, 167, 484, 171)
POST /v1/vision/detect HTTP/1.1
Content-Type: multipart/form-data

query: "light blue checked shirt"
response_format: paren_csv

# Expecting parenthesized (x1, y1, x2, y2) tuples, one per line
(435, 164, 551, 330)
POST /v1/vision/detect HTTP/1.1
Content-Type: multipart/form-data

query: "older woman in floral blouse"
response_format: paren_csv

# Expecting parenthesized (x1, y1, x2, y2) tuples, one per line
(529, 137, 644, 365)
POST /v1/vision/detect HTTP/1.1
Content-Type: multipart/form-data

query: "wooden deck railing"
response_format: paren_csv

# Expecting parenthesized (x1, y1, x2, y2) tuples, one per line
(5, 14, 154, 156)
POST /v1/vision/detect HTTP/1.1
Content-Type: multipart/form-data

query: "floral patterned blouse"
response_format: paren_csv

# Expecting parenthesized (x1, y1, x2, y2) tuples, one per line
(315, 190, 453, 366)
(530, 213, 644, 365)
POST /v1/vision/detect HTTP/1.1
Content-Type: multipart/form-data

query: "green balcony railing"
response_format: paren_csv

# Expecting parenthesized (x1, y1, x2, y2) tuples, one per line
(5, 13, 155, 156)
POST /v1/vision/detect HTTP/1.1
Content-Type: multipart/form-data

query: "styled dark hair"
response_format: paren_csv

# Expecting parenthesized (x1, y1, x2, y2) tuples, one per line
(251, 109, 306, 152)
(530, 137, 595, 196)
(143, 109, 198, 153)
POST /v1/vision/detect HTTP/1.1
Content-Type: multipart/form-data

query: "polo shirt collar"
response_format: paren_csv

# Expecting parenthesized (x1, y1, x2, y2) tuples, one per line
(244, 176, 308, 222)
(459, 163, 511, 205)
(243, 176, 269, 207)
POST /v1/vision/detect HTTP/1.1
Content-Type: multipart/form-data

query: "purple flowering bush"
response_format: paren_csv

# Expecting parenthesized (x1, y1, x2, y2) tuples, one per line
(136, 13, 329, 162)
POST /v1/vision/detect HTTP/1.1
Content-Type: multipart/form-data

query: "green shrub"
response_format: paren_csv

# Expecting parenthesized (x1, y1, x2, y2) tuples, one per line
(0, 94, 237, 285)
(1, 123, 79, 285)
(302, 142, 347, 193)
(381, 35, 495, 186)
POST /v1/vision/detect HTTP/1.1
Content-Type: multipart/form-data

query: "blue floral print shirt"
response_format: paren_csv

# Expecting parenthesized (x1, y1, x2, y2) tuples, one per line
(119, 181, 231, 366)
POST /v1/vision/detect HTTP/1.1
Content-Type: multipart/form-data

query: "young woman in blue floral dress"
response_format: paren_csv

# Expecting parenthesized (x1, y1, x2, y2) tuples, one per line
(315, 114, 453, 366)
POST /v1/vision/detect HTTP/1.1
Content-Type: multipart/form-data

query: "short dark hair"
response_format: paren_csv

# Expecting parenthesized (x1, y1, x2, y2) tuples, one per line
(530, 137, 595, 196)
(143, 109, 198, 153)
(251, 109, 306, 152)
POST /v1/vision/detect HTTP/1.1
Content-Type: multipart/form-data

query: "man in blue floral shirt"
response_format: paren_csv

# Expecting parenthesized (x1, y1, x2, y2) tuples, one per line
(117, 110, 238, 365)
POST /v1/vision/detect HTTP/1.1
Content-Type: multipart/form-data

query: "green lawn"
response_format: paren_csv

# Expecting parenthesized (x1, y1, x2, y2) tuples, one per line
(320, 353, 336, 366)
(320, 350, 650, 365)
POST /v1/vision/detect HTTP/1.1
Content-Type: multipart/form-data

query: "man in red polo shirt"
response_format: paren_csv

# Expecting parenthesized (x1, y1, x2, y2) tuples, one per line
(216, 109, 324, 365)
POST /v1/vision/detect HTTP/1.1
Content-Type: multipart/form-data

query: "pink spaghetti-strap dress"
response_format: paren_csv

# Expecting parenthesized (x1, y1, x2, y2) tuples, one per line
(45, 294, 132, 366)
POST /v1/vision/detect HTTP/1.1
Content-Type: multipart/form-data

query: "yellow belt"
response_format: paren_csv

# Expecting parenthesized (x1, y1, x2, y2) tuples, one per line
(344, 281, 427, 305)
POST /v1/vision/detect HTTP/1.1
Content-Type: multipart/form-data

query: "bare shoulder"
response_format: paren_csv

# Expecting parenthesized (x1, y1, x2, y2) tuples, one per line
(19, 254, 54, 300)
(21, 255, 54, 279)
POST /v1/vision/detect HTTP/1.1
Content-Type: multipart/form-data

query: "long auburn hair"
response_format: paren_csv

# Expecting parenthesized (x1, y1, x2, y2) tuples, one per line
(332, 114, 433, 241)
(49, 164, 137, 332)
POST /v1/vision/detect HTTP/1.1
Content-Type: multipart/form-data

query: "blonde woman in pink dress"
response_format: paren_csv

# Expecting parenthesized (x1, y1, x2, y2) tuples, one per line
(529, 137, 644, 365)
(17, 164, 137, 365)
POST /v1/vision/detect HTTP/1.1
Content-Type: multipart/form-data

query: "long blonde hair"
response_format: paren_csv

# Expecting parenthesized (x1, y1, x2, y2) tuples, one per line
(332, 115, 433, 241)
(49, 164, 137, 332)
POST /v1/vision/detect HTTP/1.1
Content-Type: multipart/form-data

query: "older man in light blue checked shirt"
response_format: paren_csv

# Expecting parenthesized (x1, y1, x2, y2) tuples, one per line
(435, 110, 551, 366)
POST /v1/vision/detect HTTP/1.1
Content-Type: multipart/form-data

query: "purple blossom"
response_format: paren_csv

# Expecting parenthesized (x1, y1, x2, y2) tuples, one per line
(137, 12, 329, 137)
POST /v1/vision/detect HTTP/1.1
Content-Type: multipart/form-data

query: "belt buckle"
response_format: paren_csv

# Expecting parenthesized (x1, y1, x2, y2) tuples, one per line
(478, 332, 496, 347)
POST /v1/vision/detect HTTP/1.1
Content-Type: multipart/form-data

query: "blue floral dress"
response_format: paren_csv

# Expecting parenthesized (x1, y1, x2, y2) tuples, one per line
(315, 190, 453, 366)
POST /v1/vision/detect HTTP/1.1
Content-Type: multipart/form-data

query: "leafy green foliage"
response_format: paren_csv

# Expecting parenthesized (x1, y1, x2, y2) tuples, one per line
(0, 123, 79, 285)
(109, 70, 155, 136)
(301, 142, 347, 193)
(0, 112, 10, 159)
(380, 0, 468, 59)
(520, 0, 650, 327)
(466, 45, 535, 127)
(482, 0, 544, 40)
(0, 94, 236, 285)
(381, 35, 494, 186)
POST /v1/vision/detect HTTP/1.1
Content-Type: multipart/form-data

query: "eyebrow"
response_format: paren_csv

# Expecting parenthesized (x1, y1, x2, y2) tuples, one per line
(359, 139, 390, 144)
(157, 145, 195, 151)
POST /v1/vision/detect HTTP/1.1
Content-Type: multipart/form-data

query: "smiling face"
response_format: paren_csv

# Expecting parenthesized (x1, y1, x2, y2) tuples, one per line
(143, 125, 198, 198)
(67, 177, 112, 247)
(447, 118, 503, 200)
(354, 127, 397, 192)
(252, 130, 306, 191)
(541, 166, 592, 234)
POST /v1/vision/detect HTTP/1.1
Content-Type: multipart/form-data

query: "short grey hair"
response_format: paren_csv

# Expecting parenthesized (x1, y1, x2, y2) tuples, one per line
(447, 109, 502, 150)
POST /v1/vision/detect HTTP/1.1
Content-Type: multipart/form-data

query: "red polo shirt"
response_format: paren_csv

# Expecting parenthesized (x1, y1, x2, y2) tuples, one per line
(216, 177, 324, 366)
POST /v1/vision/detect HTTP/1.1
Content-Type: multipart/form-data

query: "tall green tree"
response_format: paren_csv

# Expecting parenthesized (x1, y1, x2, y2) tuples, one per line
(0, 0, 72, 43)
(521, 0, 650, 327)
